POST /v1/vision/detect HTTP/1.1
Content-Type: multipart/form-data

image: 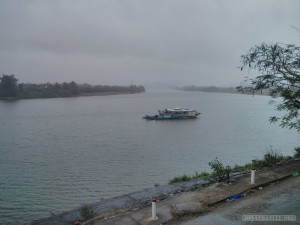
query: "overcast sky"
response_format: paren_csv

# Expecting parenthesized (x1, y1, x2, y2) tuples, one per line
(0, 0, 299, 87)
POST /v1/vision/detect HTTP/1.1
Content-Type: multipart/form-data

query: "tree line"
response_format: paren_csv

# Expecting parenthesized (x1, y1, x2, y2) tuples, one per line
(177, 85, 238, 94)
(0, 74, 145, 99)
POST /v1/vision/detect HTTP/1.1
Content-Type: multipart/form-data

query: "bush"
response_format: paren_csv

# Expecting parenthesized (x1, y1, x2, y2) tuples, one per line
(80, 203, 95, 221)
(252, 147, 285, 168)
(294, 147, 300, 158)
(208, 158, 225, 180)
(283, 156, 294, 161)
(263, 147, 284, 166)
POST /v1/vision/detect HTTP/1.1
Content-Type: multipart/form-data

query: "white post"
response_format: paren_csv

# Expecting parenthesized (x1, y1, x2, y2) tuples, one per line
(151, 196, 158, 220)
(251, 169, 256, 184)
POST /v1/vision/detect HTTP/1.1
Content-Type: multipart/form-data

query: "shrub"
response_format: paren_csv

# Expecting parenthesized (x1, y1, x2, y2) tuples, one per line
(80, 203, 95, 221)
(208, 158, 225, 180)
(294, 147, 300, 158)
(263, 147, 284, 166)
(282, 156, 294, 161)
(251, 159, 265, 169)
(252, 147, 285, 168)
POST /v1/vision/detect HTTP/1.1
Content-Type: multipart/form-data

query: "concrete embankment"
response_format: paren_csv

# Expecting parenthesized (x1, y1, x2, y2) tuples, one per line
(28, 179, 208, 225)
(29, 159, 300, 225)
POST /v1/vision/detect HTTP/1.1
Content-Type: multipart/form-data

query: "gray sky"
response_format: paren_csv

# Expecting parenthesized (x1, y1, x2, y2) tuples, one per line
(0, 0, 299, 87)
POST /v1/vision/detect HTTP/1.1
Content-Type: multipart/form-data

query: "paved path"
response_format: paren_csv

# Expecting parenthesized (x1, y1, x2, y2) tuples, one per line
(171, 175, 300, 225)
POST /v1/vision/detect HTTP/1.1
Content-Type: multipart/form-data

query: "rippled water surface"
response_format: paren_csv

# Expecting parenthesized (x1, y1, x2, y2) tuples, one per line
(0, 91, 299, 224)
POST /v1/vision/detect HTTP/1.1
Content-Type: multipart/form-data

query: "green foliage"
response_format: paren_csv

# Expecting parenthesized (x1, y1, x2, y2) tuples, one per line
(208, 157, 226, 180)
(0, 74, 18, 97)
(168, 171, 212, 184)
(169, 146, 299, 184)
(0, 74, 145, 99)
(18, 82, 80, 98)
(80, 203, 95, 221)
(238, 43, 300, 131)
(263, 148, 284, 164)
(252, 146, 285, 168)
(169, 174, 191, 184)
(194, 171, 212, 180)
(282, 155, 294, 161)
(294, 147, 300, 158)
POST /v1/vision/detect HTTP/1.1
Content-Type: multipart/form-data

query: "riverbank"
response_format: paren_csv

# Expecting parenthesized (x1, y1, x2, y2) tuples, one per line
(0, 91, 144, 101)
(28, 159, 300, 225)
(78, 91, 144, 97)
(0, 75, 145, 100)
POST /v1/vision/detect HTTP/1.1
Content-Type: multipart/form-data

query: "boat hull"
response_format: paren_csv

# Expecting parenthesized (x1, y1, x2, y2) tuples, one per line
(143, 113, 200, 120)
(143, 108, 200, 120)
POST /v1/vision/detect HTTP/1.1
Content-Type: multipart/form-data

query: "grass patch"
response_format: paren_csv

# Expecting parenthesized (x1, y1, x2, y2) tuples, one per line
(169, 171, 212, 184)
(169, 146, 300, 184)
(194, 171, 212, 180)
(169, 174, 192, 184)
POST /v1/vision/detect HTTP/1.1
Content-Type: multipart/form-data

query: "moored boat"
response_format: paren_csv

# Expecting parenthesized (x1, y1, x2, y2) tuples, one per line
(143, 107, 200, 120)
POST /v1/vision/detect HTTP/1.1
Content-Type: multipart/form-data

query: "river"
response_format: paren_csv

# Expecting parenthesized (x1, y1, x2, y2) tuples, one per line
(0, 91, 299, 224)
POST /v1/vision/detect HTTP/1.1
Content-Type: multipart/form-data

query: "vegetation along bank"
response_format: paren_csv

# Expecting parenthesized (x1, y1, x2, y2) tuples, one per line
(0, 74, 145, 100)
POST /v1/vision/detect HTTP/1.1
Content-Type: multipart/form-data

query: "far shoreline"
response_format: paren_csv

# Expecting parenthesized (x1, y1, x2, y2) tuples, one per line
(78, 91, 144, 97)
(0, 91, 144, 101)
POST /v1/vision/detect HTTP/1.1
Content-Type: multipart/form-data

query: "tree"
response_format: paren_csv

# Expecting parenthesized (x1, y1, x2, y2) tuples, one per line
(237, 43, 300, 131)
(0, 74, 18, 97)
(208, 157, 225, 181)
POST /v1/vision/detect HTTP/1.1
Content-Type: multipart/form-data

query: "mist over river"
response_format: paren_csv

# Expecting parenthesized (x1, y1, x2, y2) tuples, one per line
(0, 91, 299, 224)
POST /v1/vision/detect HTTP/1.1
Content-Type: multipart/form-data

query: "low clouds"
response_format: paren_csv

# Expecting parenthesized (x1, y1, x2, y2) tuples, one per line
(0, 0, 299, 87)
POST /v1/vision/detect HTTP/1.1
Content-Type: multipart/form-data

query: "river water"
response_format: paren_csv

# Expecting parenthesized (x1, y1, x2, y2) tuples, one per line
(0, 91, 299, 224)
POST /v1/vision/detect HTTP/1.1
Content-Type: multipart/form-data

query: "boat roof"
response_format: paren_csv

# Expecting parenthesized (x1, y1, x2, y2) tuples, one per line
(164, 107, 195, 112)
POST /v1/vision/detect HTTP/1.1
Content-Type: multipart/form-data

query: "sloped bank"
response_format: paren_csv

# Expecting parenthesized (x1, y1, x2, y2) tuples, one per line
(28, 159, 300, 225)
(28, 179, 209, 225)
(95, 159, 300, 225)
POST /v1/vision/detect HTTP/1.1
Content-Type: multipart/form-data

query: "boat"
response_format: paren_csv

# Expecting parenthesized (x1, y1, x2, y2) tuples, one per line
(143, 107, 200, 120)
